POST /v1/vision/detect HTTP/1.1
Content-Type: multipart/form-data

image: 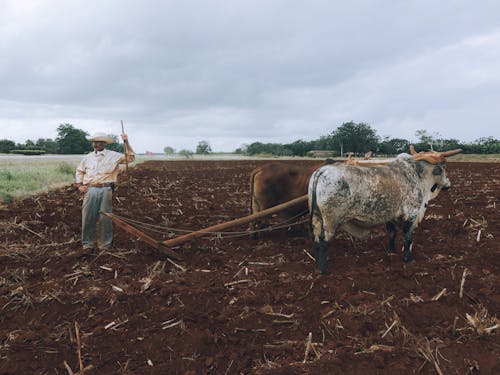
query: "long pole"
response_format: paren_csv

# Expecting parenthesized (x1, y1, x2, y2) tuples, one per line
(103, 194, 309, 252)
(121, 120, 130, 192)
(121, 120, 129, 173)
(161, 194, 308, 248)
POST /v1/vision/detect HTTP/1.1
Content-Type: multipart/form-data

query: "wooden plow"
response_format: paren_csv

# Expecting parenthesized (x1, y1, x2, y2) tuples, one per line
(101, 194, 308, 260)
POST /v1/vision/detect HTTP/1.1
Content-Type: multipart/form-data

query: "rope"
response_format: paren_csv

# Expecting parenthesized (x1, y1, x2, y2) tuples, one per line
(109, 209, 309, 239)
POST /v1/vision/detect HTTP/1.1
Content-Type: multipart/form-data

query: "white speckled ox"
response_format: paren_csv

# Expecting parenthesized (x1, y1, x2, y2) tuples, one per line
(308, 148, 462, 275)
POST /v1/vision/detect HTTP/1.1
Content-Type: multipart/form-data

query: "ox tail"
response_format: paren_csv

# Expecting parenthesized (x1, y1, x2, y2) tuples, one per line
(249, 167, 261, 215)
(308, 169, 325, 241)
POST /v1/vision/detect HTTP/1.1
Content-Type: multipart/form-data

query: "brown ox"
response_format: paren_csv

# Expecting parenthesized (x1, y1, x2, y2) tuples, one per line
(249, 160, 335, 237)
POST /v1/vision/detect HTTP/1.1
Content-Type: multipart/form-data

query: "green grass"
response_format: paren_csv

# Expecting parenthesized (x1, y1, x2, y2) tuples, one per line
(0, 154, 140, 203)
(0, 161, 78, 202)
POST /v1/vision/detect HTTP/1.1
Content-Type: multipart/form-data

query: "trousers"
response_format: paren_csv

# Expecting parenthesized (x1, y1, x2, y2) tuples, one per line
(81, 186, 113, 249)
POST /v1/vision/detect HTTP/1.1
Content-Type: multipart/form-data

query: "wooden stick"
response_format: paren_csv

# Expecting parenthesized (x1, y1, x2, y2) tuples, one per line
(381, 320, 397, 338)
(459, 268, 469, 299)
(303, 248, 315, 261)
(431, 288, 447, 301)
(161, 195, 308, 247)
(63, 360, 75, 375)
(16, 223, 43, 238)
(121, 120, 129, 175)
(74, 322, 84, 373)
(303, 332, 312, 363)
(166, 258, 187, 272)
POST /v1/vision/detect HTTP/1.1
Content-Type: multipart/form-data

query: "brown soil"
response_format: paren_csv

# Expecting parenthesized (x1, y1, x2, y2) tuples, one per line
(0, 160, 499, 374)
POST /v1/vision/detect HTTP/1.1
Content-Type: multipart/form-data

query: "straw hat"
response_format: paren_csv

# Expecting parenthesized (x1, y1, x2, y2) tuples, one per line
(88, 132, 115, 144)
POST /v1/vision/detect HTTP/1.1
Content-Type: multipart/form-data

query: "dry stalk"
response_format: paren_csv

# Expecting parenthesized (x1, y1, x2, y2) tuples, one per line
(465, 305, 499, 336)
(224, 279, 253, 287)
(140, 261, 166, 292)
(16, 222, 43, 238)
(2, 286, 34, 311)
(354, 344, 395, 355)
(303, 249, 315, 261)
(303, 332, 312, 363)
(267, 312, 295, 318)
(74, 322, 83, 373)
(415, 337, 445, 375)
(162, 320, 184, 330)
(431, 288, 447, 301)
(381, 320, 398, 338)
(459, 268, 470, 299)
(167, 258, 186, 272)
(63, 360, 75, 375)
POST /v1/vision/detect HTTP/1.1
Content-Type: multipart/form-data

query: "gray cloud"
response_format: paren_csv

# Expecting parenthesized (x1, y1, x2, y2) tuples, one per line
(1, 0, 499, 152)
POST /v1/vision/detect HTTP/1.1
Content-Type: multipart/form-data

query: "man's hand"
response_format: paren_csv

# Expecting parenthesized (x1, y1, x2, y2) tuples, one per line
(121, 134, 129, 143)
(77, 184, 88, 194)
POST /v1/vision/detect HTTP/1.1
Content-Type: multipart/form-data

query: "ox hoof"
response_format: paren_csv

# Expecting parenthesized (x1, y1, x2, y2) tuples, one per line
(403, 254, 413, 262)
(315, 268, 331, 276)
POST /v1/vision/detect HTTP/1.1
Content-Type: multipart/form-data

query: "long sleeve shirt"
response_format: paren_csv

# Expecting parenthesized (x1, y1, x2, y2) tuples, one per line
(75, 149, 135, 185)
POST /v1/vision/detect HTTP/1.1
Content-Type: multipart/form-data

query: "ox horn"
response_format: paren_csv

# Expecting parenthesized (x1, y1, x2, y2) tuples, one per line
(440, 149, 463, 157)
(409, 145, 417, 155)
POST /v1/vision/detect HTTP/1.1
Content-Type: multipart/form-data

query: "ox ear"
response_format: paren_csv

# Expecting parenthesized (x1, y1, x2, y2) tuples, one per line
(432, 165, 443, 175)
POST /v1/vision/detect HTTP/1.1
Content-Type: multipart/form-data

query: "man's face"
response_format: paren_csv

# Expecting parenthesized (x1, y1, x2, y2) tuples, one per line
(93, 141, 106, 151)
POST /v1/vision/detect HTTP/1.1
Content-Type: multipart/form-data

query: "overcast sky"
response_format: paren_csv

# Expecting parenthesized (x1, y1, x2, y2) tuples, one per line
(1, 0, 499, 153)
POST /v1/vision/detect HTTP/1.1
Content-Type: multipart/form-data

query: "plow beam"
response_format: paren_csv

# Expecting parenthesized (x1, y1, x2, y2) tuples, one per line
(100, 211, 182, 260)
(161, 194, 308, 248)
(103, 194, 308, 255)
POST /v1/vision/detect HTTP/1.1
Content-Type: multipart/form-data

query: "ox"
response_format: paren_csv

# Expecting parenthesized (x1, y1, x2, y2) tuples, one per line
(249, 160, 335, 237)
(308, 148, 462, 274)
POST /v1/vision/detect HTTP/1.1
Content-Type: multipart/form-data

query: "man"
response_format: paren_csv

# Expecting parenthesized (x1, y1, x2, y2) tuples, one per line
(75, 132, 135, 252)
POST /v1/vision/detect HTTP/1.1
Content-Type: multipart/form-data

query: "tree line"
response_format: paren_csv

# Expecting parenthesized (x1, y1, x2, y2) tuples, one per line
(1, 121, 498, 156)
(237, 122, 500, 156)
(0, 124, 124, 155)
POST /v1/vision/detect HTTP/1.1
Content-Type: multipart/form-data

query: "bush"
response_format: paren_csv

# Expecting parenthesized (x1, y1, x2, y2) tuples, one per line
(10, 150, 46, 155)
(178, 149, 194, 159)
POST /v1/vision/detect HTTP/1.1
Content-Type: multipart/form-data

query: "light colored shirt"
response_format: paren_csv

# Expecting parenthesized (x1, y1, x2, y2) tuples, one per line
(75, 149, 135, 185)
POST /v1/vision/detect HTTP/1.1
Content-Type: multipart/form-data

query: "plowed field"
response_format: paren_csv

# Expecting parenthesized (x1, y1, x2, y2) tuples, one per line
(0, 160, 498, 374)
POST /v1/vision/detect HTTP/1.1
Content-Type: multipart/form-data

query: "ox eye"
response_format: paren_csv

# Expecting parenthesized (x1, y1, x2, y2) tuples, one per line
(432, 166, 443, 175)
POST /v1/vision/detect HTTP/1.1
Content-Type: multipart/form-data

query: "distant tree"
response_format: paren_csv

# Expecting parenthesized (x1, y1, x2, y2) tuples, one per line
(24, 140, 36, 150)
(178, 149, 194, 158)
(331, 122, 379, 155)
(35, 138, 59, 154)
(245, 142, 264, 155)
(246, 142, 283, 155)
(312, 135, 336, 151)
(286, 139, 314, 156)
(56, 123, 92, 154)
(474, 137, 500, 154)
(196, 140, 212, 154)
(433, 138, 462, 152)
(378, 137, 410, 155)
(163, 146, 175, 155)
(234, 144, 248, 154)
(0, 139, 16, 153)
(414, 129, 444, 151)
